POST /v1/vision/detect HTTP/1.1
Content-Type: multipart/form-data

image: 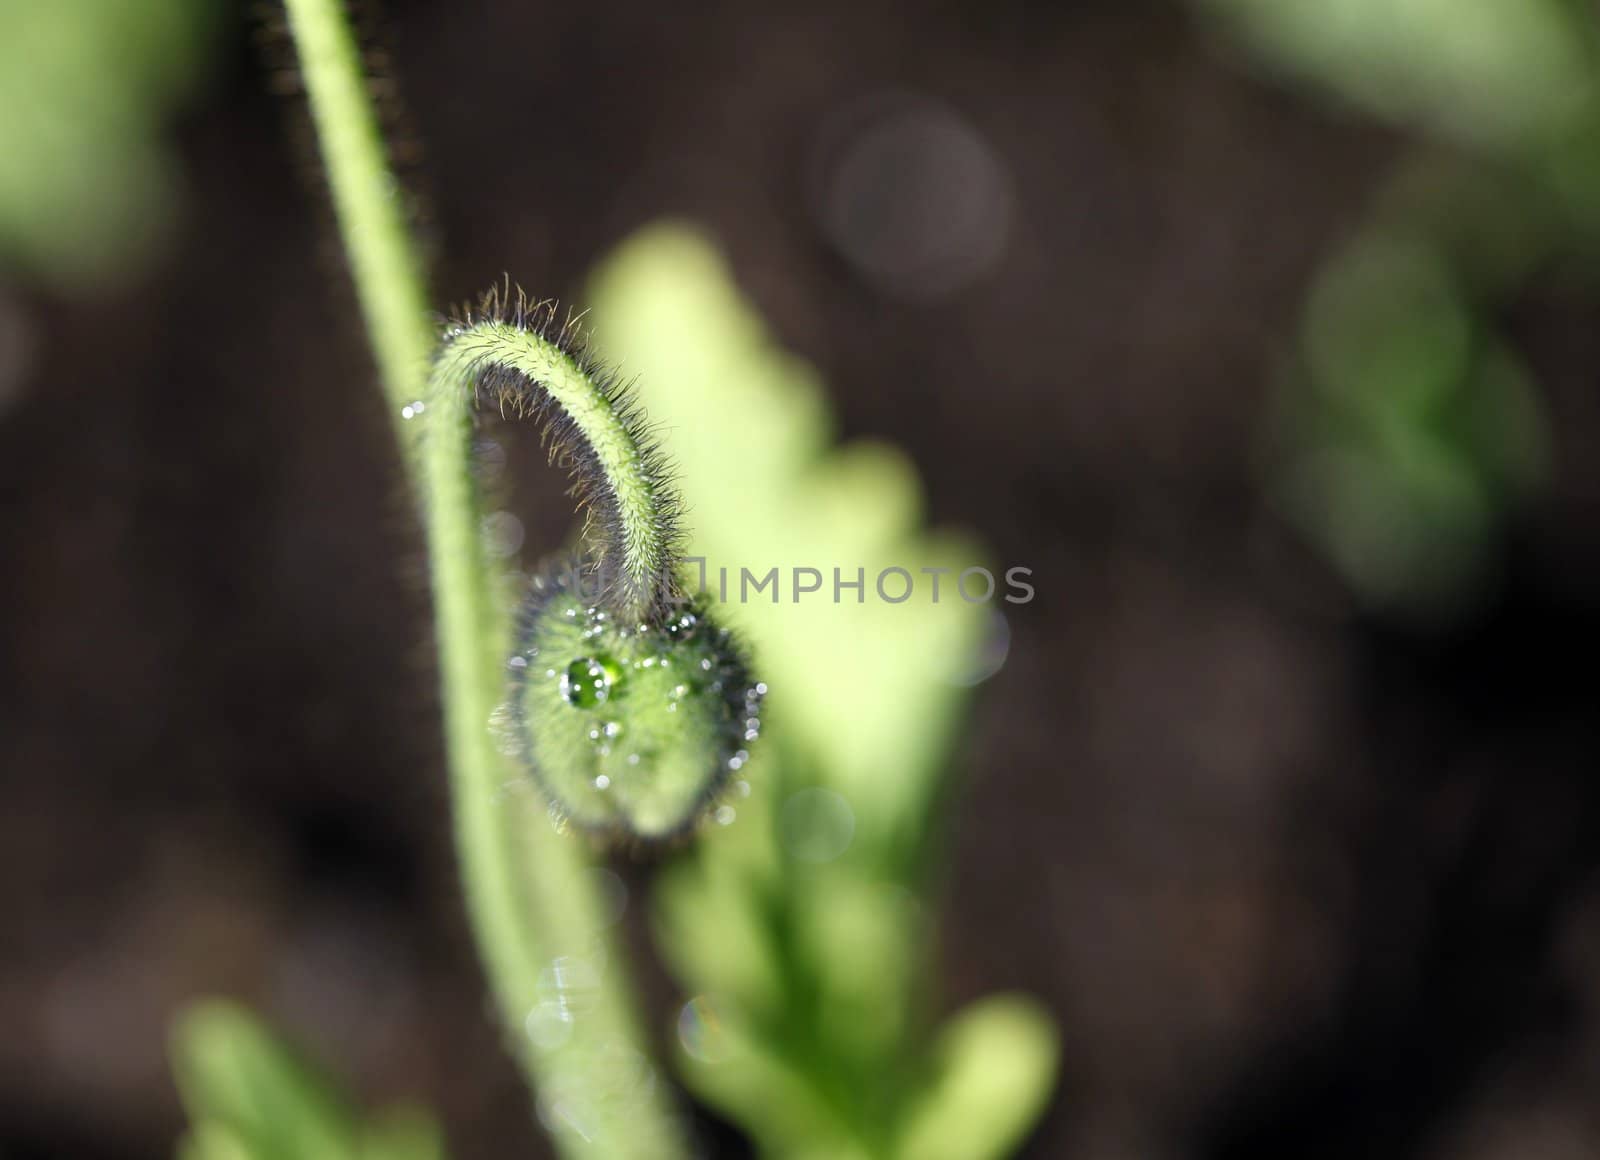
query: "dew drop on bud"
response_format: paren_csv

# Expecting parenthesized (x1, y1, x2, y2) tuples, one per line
(561, 656, 619, 707)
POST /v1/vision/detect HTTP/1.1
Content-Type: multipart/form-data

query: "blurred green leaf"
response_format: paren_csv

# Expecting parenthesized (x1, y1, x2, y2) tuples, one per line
(0, 0, 219, 287)
(586, 225, 1055, 1157)
(586, 225, 988, 851)
(1261, 144, 1557, 617)
(171, 1000, 356, 1160)
(650, 812, 785, 1009)
(670, 996, 874, 1160)
(893, 995, 1059, 1160)
(1197, 0, 1599, 152)
(1302, 231, 1472, 421)
(170, 1000, 449, 1160)
(177, 1122, 254, 1160)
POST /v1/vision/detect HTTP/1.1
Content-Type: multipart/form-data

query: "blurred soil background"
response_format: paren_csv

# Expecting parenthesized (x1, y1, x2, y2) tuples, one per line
(5, 1, 1600, 1157)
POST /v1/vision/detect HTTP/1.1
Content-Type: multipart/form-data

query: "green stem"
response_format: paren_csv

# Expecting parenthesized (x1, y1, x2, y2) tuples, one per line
(280, 1, 688, 1155)
(280, 0, 431, 422)
(434, 321, 675, 623)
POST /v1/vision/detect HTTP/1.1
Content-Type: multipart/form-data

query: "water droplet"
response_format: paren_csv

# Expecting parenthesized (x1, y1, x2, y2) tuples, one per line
(678, 996, 732, 1063)
(755, 682, 769, 696)
(562, 657, 615, 707)
(400, 399, 426, 420)
(538, 956, 603, 1014)
(603, 721, 623, 738)
(811, 93, 1013, 301)
(715, 805, 737, 826)
(780, 788, 856, 863)
(947, 609, 1011, 687)
(525, 999, 574, 1049)
(594, 774, 611, 790)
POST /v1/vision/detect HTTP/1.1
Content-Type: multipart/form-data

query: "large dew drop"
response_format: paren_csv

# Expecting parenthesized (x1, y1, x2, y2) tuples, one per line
(561, 656, 620, 707)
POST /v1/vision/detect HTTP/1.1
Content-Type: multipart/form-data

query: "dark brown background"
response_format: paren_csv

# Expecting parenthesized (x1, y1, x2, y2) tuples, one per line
(6, 2, 1600, 1157)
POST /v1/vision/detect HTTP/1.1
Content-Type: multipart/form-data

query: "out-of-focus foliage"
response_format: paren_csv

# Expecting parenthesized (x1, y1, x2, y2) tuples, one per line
(1195, 0, 1600, 152)
(1199, 0, 1600, 616)
(1270, 160, 1555, 613)
(586, 226, 1058, 1160)
(0, 0, 218, 288)
(170, 1000, 446, 1160)
(169, 224, 1057, 1159)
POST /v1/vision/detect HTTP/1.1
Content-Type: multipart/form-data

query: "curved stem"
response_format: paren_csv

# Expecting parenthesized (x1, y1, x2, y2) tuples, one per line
(423, 317, 687, 1159)
(435, 320, 680, 623)
(280, 1, 689, 1156)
